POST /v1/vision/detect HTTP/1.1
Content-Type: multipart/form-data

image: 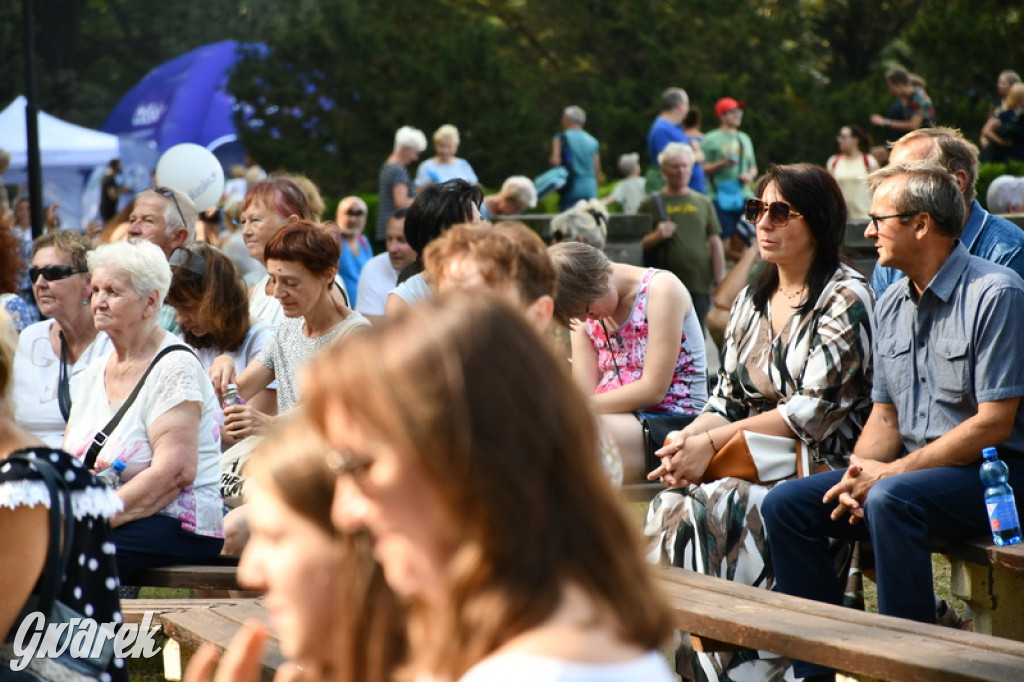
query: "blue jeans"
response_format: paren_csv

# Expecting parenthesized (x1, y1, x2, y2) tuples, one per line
(713, 204, 744, 241)
(762, 460, 1024, 678)
(113, 515, 224, 584)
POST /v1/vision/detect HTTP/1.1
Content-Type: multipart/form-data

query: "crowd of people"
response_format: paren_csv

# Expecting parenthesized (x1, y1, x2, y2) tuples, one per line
(3, 65, 1024, 682)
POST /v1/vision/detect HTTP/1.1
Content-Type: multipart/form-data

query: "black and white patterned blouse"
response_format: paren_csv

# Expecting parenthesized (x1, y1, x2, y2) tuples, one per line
(0, 447, 128, 681)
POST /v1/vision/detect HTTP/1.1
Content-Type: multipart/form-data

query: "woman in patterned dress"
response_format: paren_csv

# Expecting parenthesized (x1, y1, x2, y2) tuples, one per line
(645, 163, 874, 682)
(548, 242, 708, 483)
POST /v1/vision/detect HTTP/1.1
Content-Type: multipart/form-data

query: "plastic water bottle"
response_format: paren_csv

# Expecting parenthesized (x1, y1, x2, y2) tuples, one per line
(221, 383, 245, 408)
(96, 459, 127, 489)
(980, 447, 1022, 546)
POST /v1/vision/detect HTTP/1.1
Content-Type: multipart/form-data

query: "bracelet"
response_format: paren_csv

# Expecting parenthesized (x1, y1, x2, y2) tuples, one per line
(884, 118, 892, 127)
(705, 430, 719, 454)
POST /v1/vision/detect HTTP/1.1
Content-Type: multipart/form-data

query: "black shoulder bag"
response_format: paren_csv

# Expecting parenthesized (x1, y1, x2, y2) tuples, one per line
(83, 344, 195, 471)
(3, 453, 115, 679)
(643, 191, 671, 268)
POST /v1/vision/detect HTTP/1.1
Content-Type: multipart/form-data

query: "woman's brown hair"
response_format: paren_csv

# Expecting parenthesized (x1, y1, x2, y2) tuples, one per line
(165, 243, 250, 351)
(0, 228, 24, 295)
(263, 219, 341, 278)
(303, 292, 671, 679)
(246, 416, 406, 682)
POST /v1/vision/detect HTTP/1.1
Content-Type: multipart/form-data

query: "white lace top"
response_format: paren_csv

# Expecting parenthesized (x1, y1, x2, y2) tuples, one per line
(63, 332, 224, 538)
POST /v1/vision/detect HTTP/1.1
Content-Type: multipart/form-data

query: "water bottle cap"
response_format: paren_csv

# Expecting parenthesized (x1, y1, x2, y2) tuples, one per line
(113, 459, 127, 471)
(982, 447, 998, 458)
(227, 383, 238, 391)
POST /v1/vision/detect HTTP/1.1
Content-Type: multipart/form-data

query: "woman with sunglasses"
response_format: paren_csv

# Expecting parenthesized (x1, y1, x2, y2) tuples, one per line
(12, 231, 111, 447)
(827, 124, 880, 220)
(644, 163, 874, 682)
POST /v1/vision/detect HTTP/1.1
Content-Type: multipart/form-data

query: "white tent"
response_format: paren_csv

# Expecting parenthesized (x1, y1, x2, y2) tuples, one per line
(0, 96, 121, 229)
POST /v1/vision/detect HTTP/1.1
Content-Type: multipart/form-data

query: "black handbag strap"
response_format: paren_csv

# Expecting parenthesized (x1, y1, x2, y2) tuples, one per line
(83, 344, 195, 470)
(5, 452, 75, 624)
(57, 330, 72, 422)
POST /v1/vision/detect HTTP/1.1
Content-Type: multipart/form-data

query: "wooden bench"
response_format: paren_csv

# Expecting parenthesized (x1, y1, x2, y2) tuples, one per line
(130, 555, 243, 591)
(119, 598, 278, 680)
(159, 601, 285, 682)
(656, 566, 1024, 681)
(939, 536, 1024, 640)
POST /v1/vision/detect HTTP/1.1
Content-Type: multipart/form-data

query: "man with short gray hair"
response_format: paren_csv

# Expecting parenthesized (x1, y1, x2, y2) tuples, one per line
(126, 186, 196, 332)
(126, 186, 196, 258)
(871, 126, 1024, 297)
(764, 161, 1024, 680)
(550, 105, 601, 211)
(637, 142, 722, 329)
(646, 87, 705, 193)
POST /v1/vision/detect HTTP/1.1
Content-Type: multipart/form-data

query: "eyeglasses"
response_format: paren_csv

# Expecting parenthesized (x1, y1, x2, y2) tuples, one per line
(29, 265, 87, 282)
(867, 212, 918, 231)
(345, 209, 366, 217)
(326, 447, 372, 479)
(152, 186, 188, 230)
(744, 198, 804, 226)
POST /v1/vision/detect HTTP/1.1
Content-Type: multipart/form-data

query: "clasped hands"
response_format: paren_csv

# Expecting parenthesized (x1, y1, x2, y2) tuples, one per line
(823, 454, 890, 524)
(646, 430, 715, 488)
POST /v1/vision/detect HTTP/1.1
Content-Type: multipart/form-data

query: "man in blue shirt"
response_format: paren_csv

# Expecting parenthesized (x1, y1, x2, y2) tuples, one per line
(646, 87, 705, 193)
(763, 162, 1024, 682)
(872, 127, 1024, 297)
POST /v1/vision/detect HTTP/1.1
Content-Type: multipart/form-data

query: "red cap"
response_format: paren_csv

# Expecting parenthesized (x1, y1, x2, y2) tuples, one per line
(714, 97, 745, 118)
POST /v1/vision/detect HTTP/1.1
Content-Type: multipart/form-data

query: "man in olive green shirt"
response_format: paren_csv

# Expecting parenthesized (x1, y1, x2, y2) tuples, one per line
(638, 142, 724, 329)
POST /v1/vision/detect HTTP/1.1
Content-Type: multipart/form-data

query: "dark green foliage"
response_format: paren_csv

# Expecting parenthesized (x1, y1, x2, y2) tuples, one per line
(4, 0, 1024, 201)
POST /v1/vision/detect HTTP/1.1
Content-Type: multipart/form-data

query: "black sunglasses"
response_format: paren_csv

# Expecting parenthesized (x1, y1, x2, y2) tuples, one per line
(744, 198, 804, 226)
(30, 265, 87, 282)
(345, 209, 367, 217)
(153, 186, 188, 230)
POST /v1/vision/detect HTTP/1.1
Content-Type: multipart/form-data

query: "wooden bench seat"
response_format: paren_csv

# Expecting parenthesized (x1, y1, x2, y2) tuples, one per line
(656, 566, 1024, 681)
(129, 555, 243, 591)
(159, 601, 285, 682)
(938, 536, 1024, 640)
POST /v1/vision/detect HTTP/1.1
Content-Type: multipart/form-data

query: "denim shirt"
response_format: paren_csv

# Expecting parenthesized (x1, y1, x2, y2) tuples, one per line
(872, 243, 1024, 454)
(871, 200, 1024, 298)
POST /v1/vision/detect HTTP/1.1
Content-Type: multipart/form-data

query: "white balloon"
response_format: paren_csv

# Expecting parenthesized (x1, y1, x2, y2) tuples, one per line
(155, 143, 226, 212)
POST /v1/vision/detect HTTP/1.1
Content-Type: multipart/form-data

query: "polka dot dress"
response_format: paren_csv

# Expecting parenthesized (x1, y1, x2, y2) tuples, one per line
(0, 447, 128, 681)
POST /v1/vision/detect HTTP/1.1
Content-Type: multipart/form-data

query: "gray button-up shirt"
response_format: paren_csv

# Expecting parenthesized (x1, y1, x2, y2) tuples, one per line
(873, 242, 1024, 455)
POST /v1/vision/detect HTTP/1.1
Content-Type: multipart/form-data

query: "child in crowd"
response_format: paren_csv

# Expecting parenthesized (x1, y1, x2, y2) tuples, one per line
(603, 152, 647, 214)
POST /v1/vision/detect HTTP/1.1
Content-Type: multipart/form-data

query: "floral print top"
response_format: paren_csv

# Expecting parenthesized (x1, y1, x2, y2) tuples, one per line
(585, 269, 707, 415)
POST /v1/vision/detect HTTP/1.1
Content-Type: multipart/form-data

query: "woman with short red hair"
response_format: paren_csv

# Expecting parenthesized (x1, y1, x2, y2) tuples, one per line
(211, 220, 369, 436)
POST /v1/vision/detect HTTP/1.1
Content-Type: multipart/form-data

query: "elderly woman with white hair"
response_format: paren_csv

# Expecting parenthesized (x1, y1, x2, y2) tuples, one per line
(414, 124, 479, 190)
(480, 175, 538, 219)
(63, 240, 223, 583)
(376, 125, 428, 248)
(550, 198, 608, 249)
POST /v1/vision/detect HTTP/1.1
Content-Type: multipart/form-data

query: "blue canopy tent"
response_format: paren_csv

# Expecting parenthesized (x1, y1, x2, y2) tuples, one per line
(101, 40, 255, 172)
